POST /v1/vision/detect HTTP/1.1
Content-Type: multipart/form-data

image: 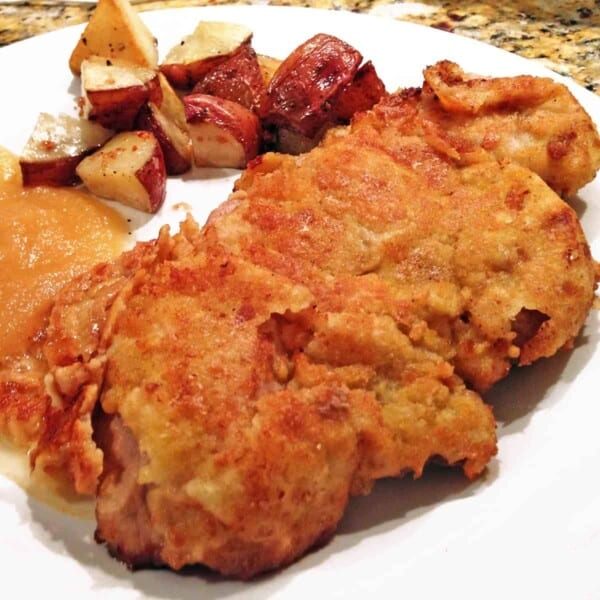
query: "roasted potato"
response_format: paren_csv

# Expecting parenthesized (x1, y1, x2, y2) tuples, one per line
(136, 102, 192, 175)
(20, 113, 113, 187)
(69, 0, 158, 76)
(331, 61, 386, 123)
(192, 43, 267, 114)
(262, 33, 363, 137)
(184, 93, 260, 168)
(81, 56, 161, 131)
(76, 130, 166, 213)
(160, 21, 252, 90)
(156, 73, 188, 132)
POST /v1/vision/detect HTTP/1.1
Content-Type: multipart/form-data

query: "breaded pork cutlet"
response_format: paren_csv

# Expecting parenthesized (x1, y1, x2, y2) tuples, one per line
(213, 62, 599, 393)
(417, 61, 600, 198)
(88, 64, 599, 576)
(94, 220, 497, 577)
(15, 62, 599, 578)
(30, 223, 207, 494)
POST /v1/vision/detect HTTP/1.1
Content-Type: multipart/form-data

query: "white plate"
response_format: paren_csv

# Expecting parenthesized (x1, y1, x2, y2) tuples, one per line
(1, 6, 599, 599)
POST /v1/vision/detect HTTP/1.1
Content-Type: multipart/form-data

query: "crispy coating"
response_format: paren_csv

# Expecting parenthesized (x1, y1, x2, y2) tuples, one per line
(30, 224, 205, 494)
(95, 237, 496, 577)
(91, 64, 598, 577)
(420, 61, 600, 198)
(218, 102, 597, 391)
(31, 239, 161, 493)
(13, 62, 599, 577)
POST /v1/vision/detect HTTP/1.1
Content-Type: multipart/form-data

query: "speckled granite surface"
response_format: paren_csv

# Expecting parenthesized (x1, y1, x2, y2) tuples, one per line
(1, 0, 598, 94)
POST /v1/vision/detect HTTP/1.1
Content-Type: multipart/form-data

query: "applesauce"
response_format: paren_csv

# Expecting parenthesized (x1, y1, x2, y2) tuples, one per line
(0, 148, 128, 358)
(0, 146, 126, 512)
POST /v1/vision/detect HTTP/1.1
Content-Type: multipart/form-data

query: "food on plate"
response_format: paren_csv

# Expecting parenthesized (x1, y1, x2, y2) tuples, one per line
(19, 113, 113, 187)
(69, 0, 158, 76)
(61, 3, 387, 204)
(134, 73, 192, 175)
(22, 61, 599, 578)
(31, 237, 162, 493)
(80, 56, 162, 131)
(257, 54, 282, 87)
(160, 21, 253, 90)
(331, 61, 387, 122)
(0, 148, 127, 449)
(156, 73, 188, 132)
(262, 33, 363, 138)
(421, 60, 600, 198)
(76, 130, 166, 213)
(136, 102, 192, 175)
(184, 94, 260, 168)
(191, 42, 267, 114)
(91, 218, 497, 578)
(261, 34, 387, 153)
(2, 0, 600, 578)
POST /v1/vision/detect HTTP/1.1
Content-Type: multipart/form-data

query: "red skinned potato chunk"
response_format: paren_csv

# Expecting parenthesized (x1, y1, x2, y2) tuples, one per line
(262, 33, 363, 137)
(76, 130, 166, 213)
(273, 61, 386, 156)
(156, 73, 188, 131)
(184, 94, 260, 168)
(135, 102, 192, 175)
(81, 57, 162, 131)
(20, 112, 113, 187)
(69, 0, 158, 76)
(160, 21, 252, 90)
(192, 43, 267, 113)
(331, 61, 387, 123)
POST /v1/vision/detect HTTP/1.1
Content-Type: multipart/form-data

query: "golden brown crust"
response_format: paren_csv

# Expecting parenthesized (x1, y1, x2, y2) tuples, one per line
(30, 219, 209, 494)
(94, 242, 496, 577)
(221, 108, 597, 392)
(421, 61, 600, 198)
(12, 61, 599, 578)
(31, 239, 160, 493)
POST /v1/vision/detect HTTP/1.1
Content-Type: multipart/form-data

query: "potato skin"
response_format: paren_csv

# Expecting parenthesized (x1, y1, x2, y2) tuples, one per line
(19, 113, 113, 187)
(159, 22, 253, 90)
(134, 135, 167, 213)
(185, 93, 260, 167)
(76, 130, 166, 213)
(20, 156, 83, 187)
(331, 61, 387, 123)
(135, 102, 192, 176)
(160, 56, 229, 91)
(86, 85, 150, 131)
(192, 43, 267, 114)
(262, 33, 363, 137)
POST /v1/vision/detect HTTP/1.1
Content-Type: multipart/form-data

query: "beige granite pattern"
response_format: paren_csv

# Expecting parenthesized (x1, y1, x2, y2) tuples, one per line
(0, 0, 598, 93)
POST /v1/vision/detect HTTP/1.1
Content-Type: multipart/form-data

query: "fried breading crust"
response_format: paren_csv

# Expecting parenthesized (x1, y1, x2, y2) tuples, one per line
(421, 61, 600, 198)
(95, 238, 496, 577)
(91, 65, 598, 577)
(18, 62, 599, 578)
(31, 239, 162, 493)
(30, 220, 213, 494)
(220, 114, 596, 391)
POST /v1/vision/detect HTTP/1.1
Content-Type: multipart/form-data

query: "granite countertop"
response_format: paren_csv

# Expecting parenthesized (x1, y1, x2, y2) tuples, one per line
(0, 0, 598, 94)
